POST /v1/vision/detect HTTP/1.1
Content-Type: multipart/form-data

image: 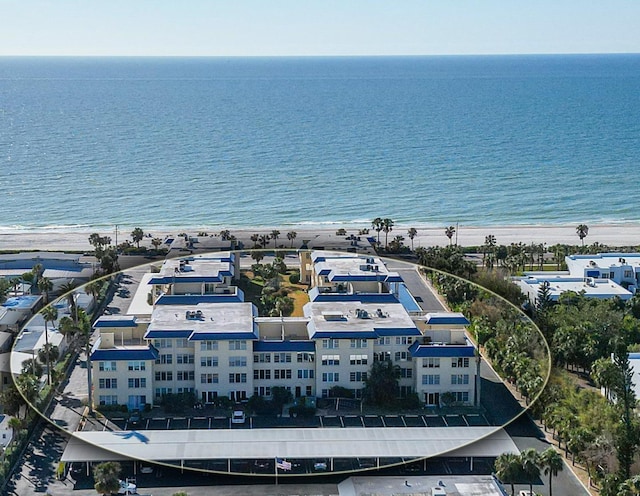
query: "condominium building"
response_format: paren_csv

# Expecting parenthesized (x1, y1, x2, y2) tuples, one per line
(91, 251, 477, 410)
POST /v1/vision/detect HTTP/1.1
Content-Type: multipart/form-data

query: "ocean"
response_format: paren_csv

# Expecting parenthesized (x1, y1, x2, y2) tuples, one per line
(0, 54, 639, 233)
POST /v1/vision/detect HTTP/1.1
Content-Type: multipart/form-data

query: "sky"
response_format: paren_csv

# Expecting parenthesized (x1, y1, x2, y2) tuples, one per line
(1, 0, 639, 57)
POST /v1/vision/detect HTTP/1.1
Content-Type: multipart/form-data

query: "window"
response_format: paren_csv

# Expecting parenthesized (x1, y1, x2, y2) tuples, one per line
(395, 336, 412, 345)
(254, 353, 271, 363)
(200, 341, 218, 351)
(274, 369, 292, 380)
(229, 356, 247, 367)
(274, 353, 292, 363)
(423, 357, 440, 368)
(298, 369, 314, 379)
(99, 395, 118, 405)
(254, 369, 271, 380)
(177, 371, 195, 381)
(349, 371, 367, 382)
(154, 339, 172, 349)
(322, 339, 339, 349)
(128, 378, 147, 388)
(177, 354, 194, 364)
(374, 351, 391, 362)
(350, 354, 368, 365)
(127, 361, 145, 371)
(454, 391, 470, 403)
(452, 357, 470, 368)
(322, 372, 339, 382)
(422, 374, 440, 385)
(200, 356, 219, 367)
(229, 373, 247, 383)
(377, 336, 390, 345)
(99, 361, 117, 371)
(254, 386, 272, 397)
(229, 340, 247, 351)
(200, 373, 219, 384)
(400, 368, 413, 378)
(175, 338, 190, 348)
(156, 354, 173, 365)
(296, 352, 314, 363)
(395, 351, 411, 362)
(321, 355, 340, 366)
(306, 386, 313, 396)
(451, 374, 470, 385)
(624, 270, 633, 278)
(154, 371, 173, 381)
(155, 387, 173, 398)
(99, 378, 117, 389)
(350, 338, 367, 349)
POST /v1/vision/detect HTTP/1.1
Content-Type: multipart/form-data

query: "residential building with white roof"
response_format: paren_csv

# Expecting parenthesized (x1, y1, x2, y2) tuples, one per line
(91, 251, 476, 410)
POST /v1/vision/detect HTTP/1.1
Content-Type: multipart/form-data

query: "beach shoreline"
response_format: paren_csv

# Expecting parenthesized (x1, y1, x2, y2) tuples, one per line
(1, 223, 639, 253)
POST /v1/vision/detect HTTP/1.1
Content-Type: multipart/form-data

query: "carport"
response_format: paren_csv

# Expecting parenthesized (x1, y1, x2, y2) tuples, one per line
(61, 426, 518, 476)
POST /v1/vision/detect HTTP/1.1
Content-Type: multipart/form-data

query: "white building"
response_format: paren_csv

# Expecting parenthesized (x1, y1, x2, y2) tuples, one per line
(91, 252, 477, 410)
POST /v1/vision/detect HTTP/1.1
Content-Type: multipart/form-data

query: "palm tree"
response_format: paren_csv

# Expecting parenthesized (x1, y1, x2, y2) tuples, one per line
(520, 448, 541, 495)
(130, 227, 144, 248)
(407, 228, 417, 251)
(270, 230, 281, 247)
(287, 231, 297, 248)
(38, 343, 59, 375)
(371, 218, 383, 243)
(58, 281, 79, 321)
(37, 277, 53, 304)
(494, 452, 521, 495)
(151, 237, 163, 250)
(250, 233, 260, 248)
(381, 218, 394, 249)
(7, 416, 23, 442)
(445, 226, 456, 246)
(576, 224, 589, 247)
(41, 305, 58, 385)
(540, 447, 564, 496)
(21, 358, 43, 378)
(93, 461, 121, 496)
(258, 234, 270, 248)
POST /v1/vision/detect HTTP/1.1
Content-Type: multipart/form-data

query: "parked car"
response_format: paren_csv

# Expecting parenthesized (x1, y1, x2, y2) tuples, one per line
(117, 479, 137, 494)
(231, 410, 246, 424)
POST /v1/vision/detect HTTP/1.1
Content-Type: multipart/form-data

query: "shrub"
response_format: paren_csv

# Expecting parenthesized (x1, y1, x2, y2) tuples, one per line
(289, 271, 300, 284)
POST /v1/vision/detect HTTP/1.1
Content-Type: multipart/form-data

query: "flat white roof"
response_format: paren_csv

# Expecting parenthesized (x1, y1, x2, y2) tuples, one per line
(149, 301, 256, 334)
(62, 427, 518, 463)
(516, 277, 632, 299)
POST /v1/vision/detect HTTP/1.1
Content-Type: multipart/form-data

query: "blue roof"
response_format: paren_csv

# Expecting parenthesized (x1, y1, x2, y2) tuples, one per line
(308, 289, 399, 304)
(94, 316, 138, 328)
(144, 330, 193, 339)
(189, 332, 258, 341)
(409, 343, 476, 358)
(385, 275, 404, 283)
(425, 314, 471, 326)
(311, 331, 379, 339)
(154, 293, 244, 305)
(396, 283, 422, 313)
(374, 327, 422, 337)
(148, 275, 228, 285)
(91, 347, 159, 361)
(253, 341, 315, 352)
(330, 274, 385, 282)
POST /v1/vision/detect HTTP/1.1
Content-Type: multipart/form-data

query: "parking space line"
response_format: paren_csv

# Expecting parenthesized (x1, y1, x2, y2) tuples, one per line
(401, 416, 407, 427)
(442, 416, 449, 427)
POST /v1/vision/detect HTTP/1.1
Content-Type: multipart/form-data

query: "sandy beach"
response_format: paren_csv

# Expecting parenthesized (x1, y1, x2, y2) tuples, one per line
(1, 223, 639, 253)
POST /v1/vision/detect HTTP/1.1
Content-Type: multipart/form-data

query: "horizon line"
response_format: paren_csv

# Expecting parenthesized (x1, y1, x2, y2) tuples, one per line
(1, 51, 639, 59)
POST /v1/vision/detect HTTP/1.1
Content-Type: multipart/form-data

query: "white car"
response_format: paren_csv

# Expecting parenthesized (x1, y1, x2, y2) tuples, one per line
(231, 410, 246, 424)
(118, 479, 137, 494)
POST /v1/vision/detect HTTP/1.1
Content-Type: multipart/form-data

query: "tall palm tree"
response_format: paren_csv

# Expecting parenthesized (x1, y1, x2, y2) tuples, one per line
(41, 305, 58, 385)
(250, 233, 260, 248)
(445, 226, 456, 246)
(381, 218, 394, 249)
(37, 277, 53, 304)
(287, 231, 297, 248)
(494, 452, 521, 496)
(58, 281, 79, 322)
(576, 224, 589, 247)
(371, 218, 383, 244)
(540, 447, 564, 496)
(520, 448, 541, 495)
(93, 461, 121, 496)
(130, 227, 144, 248)
(407, 228, 417, 251)
(270, 230, 281, 247)
(259, 234, 270, 248)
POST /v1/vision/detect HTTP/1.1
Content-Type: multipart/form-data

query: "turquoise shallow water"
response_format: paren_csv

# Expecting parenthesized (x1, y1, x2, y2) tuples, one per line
(0, 55, 639, 232)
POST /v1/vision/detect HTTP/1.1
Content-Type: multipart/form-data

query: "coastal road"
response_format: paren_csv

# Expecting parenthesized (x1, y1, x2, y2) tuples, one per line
(384, 259, 447, 313)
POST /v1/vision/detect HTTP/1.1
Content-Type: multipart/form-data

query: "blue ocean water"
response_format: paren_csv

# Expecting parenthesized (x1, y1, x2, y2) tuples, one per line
(0, 55, 639, 233)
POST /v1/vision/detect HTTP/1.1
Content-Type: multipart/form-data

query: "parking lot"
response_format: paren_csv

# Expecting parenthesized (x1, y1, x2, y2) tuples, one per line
(103, 412, 491, 432)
